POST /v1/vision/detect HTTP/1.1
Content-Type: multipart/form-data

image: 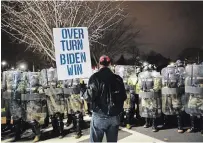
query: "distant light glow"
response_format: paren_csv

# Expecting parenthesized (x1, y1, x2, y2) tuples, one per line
(1, 61, 7, 66)
(19, 63, 27, 70)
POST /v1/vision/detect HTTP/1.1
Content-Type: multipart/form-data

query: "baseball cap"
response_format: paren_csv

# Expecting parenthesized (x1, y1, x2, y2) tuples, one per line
(99, 55, 111, 66)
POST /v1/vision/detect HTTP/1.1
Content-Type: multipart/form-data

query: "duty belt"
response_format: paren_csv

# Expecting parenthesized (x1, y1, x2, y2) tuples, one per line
(185, 86, 203, 94)
(21, 93, 46, 101)
(63, 87, 80, 95)
(2, 91, 22, 100)
(162, 87, 178, 95)
(2, 91, 12, 99)
(139, 91, 159, 98)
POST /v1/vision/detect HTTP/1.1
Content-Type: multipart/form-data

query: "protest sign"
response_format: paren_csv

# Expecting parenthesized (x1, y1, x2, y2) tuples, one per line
(53, 27, 92, 80)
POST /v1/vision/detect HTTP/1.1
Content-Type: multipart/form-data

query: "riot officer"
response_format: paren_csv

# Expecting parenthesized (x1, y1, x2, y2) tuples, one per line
(66, 78, 84, 139)
(137, 62, 162, 132)
(2, 70, 26, 141)
(184, 63, 203, 134)
(24, 71, 48, 142)
(42, 68, 66, 138)
(161, 61, 185, 133)
(115, 65, 137, 129)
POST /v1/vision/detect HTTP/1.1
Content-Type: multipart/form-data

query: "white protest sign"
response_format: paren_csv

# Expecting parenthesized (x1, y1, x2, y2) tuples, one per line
(53, 27, 92, 80)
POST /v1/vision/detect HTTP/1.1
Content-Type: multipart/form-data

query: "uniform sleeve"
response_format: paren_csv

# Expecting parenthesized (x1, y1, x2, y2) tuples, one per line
(153, 77, 162, 92)
(136, 79, 142, 94)
(119, 76, 127, 101)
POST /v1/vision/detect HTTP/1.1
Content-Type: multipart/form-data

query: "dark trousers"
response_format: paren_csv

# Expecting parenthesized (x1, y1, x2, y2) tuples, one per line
(90, 112, 120, 142)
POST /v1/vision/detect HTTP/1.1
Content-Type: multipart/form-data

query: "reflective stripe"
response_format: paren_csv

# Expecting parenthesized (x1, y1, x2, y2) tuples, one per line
(164, 80, 177, 82)
(185, 86, 203, 94)
(187, 77, 203, 79)
(21, 93, 46, 101)
(139, 91, 159, 98)
(141, 79, 153, 81)
(162, 87, 178, 95)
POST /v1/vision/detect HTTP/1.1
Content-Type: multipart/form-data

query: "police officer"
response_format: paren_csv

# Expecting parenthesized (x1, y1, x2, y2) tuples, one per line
(137, 62, 162, 132)
(184, 63, 203, 134)
(2, 70, 26, 141)
(161, 61, 185, 133)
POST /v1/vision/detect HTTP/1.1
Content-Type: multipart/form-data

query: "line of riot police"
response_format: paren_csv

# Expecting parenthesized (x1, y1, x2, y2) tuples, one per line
(1, 60, 203, 142)
(1, 67, 88, 142)
(114, 60, 203, 134)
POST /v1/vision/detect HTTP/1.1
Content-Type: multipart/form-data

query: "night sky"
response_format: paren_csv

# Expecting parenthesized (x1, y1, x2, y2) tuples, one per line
(1, 1, 203, 64)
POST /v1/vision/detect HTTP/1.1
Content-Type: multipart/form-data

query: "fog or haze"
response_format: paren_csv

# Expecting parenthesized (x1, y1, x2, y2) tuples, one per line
(126, 1, 203, 59)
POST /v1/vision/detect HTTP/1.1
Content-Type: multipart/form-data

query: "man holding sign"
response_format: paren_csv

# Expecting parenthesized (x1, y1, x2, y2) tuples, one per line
(81, 55, 127, 142)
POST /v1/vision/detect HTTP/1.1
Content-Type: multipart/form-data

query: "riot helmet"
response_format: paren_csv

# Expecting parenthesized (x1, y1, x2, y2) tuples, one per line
(176, 60, 183, 67)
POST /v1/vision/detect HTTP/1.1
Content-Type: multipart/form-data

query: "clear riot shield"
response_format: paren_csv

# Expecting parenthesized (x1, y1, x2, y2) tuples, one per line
(8, 71, 26, 121)
(185, 65, 203, 116)
(44, 68, 67, 116)
(138, 71, 162, 118)
(115, 65, 136, 81)
(161, 67, 183, 115)
(65, 86, 84, 114)
(115, 65, 136, 111)
(24, 72, 48, 125)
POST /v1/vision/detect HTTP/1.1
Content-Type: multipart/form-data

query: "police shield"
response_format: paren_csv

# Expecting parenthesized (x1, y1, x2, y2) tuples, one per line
(184, 64, 203, 116)
(24, 72, 48, 125)
(43, 68, 67, 116)
(2, 71, 26, 121)
(138, 71, 162, 118)
(161, 67, 183, 115)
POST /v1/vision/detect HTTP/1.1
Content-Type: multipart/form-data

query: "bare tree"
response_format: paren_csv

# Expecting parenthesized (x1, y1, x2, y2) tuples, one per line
(2, 0, 127, 63)
(92, 19, 140, 63)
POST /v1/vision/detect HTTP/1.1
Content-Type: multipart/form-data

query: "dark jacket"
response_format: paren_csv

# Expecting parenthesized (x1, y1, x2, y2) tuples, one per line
(83, 67, 127, 116)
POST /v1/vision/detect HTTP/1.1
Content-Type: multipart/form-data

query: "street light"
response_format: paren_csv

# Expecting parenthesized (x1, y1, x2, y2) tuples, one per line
(1, 61, 7, 66)
(19, 63, 27, 71)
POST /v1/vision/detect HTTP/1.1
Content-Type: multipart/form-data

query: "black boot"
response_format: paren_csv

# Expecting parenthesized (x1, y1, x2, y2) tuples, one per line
(51, 115, 58, 134)
(152, 118, 158, 132)
(31, 120, 41, 142)
(66, 114, 73, 127)
(177, 114, 183, 133)
(57, 114, 64, 138)
(12, 119, 22, 142)
(126, 109, 132, 129)
(162, 115, 168, 129)
(144, 118, 150, 128)
(187, 115, 196, 133)
(74, 112, 82, 139)
(200, 116, 203, 135)
(120, 112, 125, 127)
(135, 94, 141, 119)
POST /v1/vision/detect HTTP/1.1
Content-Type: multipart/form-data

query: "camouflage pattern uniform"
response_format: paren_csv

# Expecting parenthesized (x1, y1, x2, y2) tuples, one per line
(115, 65, 137, 129)
(137, 69, 162, 132)
(65, 78, 84, 138)
(2, 70, 26, 141)
(161, 65, 185, 133)
(41, 68, 66, 138)
(22, 72, 48, 142)
(184, 64, 203, 134)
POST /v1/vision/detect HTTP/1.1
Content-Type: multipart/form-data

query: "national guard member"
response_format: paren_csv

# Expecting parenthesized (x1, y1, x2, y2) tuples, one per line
(23, 71, 48, 142)
(184, 63, 203, 134)
(115, 65, 137, 129)
(2, 70, 26, 141)
(66, 78, 84, 139)
(161, 62, 185, 133)
(137, 63, 162, 132)
(42, 68, 66, 138)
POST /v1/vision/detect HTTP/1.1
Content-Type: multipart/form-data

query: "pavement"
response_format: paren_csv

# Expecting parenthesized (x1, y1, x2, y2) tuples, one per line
(1, 115, 203, 142)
